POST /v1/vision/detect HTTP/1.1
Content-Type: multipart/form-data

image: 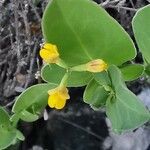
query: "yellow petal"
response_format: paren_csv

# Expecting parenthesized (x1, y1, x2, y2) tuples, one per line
(55, 97, 67, 109)
(48, 86, 70, 109)
(48, 94, 56, 108)
(48, 87, 70, 100)
(40, 49, 52, 60)
(39, 43, 59, 63)
(43, 43, 59, 56)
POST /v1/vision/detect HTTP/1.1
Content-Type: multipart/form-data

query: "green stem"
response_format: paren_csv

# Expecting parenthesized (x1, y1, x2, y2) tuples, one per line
(70, 64, 87, 72)
(59, 71, 70, 87)
(10, 114, 20, 128)
(144, 58, 149, 66)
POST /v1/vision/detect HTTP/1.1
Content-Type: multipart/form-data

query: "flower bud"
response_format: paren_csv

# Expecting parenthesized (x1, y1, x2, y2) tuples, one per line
(86, 59, 108, 73)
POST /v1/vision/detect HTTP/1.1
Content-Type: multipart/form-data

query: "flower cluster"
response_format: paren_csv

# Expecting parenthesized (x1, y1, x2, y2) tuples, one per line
(40, 42, 108, 109)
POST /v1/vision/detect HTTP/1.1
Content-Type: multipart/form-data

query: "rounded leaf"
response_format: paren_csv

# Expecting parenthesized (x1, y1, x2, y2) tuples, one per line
(19, 110, 39, 122)
(42, 0, 136, 66)
(94, 71, 111, 86)
(16, 130, 25, 141)
(0, 107, 10, 126)
(106, 65, 150, 133)
(83, 79, 109, 108)
(0, 128, 16, 150)
(120, 64, 144, 81)
(12, 84, 57, 115)
(132, 5, 150, 63)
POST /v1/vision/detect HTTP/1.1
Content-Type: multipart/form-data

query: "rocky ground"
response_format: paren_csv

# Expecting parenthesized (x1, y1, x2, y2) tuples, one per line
(0, 0, 150, 150)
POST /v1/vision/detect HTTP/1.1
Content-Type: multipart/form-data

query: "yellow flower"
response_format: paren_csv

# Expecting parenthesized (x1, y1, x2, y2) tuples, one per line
(48, 87, 70, 109)
(39, 43, 59, 63)
(86, 59, 108, 73)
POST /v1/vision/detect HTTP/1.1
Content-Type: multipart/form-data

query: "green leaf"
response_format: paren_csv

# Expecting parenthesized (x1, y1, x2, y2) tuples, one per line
(132, 5, 150, 63)
(106, 86, 150, 133)
(42, 0, 136, 67)
(94, 71, 111, 87)
(120, 64, 144, 81)
(108, 65, 125, 89)
(19, 110, 39, 122)
(12, 83, 57, 122)
(0, 107, 10, 126)
(106, 65, 150, 133)
(0, 128, 16, 150)
(145, 64, 150, 76)
(16, 130, 25, 141)
(0, 107, 17, 150)
(41, 64, 92, 87)
(83, 79, 109, 108)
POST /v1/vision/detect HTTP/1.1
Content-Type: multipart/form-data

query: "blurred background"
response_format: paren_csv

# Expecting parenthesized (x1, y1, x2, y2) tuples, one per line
(0, 0, 150, 149)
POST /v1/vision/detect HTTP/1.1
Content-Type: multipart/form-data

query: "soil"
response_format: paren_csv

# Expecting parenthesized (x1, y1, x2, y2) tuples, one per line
(0, 0, 150, 150)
